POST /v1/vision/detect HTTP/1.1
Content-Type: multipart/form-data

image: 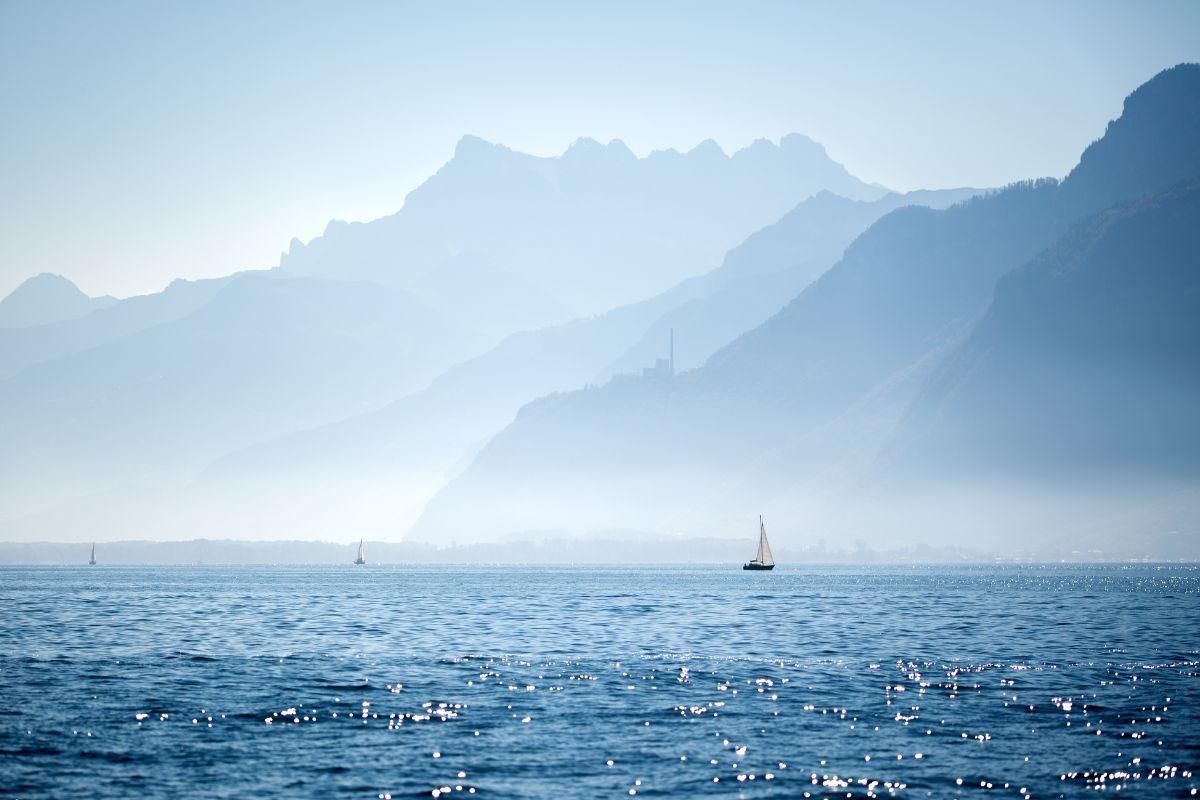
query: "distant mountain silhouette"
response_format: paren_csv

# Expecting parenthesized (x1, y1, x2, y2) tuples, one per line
(279, 133, 886, 316)
(0, 273, 116, 329)
(1060, 64, 1200, 214)
(6, 66, 1198, 554)
(405, 180, 1071, 543)
(0, 273, 243, 379)
(883, 178, 1200, 479)
(0, 129, 893, 540)
(407, 64, 1200, 548)
(14, 187, 975, 540)
(0, 274, 483, 520)
(599, 187, 982, 380)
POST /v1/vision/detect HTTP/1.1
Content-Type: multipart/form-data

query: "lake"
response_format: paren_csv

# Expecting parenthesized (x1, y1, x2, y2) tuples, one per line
(1, 564, 1197, 797)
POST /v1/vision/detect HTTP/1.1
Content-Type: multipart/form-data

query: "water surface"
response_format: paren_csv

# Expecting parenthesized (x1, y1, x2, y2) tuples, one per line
(1, 564, 1198, 797)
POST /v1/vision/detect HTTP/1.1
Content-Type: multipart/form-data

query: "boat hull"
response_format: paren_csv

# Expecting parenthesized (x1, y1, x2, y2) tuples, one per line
(742, 563, 774, 571)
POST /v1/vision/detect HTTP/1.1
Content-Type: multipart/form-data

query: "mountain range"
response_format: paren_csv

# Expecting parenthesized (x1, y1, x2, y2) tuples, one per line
(407, 64, 1200, 556)
(0, 131, 899, 537)
(172, 185, 978, 540)
(279, 133, 885, 315)
(2, 65, 1197, 558)
(0, 275, 485, 521)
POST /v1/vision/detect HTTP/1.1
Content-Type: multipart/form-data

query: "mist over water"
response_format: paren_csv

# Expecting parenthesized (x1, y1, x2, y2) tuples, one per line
(3, 564, 1198, 798)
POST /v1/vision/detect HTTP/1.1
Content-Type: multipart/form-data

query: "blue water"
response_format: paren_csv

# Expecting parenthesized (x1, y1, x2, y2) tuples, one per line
(1, 565, 1198, 798)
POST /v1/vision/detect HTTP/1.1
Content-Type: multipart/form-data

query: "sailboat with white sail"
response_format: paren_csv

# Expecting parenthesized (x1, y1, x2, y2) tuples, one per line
(88, 543, 97, 566)
(742, 516, 775, 571)
(354, 539, 366, 565)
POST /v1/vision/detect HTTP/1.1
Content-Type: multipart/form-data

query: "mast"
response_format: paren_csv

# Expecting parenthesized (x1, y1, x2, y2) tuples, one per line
(757, 516, 774, 566)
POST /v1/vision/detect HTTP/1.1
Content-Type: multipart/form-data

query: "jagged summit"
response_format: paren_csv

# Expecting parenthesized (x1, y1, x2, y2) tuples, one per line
(453, 133, 512, 160)
(446, 132, 840, 165)
(779, 132, 830, 158)
(279, 129, 883, 314)
(5, 272, 82, 297)
(687, 138, 726, 159)
(0, 273, 116, 329)
(562, 137, 638, 163)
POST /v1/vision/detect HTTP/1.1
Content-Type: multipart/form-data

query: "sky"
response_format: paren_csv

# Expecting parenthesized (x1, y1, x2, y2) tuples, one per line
(1, 0, 1198, 299)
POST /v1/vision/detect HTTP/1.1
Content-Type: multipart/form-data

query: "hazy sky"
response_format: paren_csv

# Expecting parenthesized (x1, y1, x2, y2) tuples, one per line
(2, 0, 1198, 298)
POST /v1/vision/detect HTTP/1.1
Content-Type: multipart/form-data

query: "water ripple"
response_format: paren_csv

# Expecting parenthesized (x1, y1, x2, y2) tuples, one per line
(0, 564, 1197, 797)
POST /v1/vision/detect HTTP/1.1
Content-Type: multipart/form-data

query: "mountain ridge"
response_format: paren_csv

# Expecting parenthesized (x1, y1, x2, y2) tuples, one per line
(0, 186, 978, 541)
(406, 64, 1200, 548)
(278, 132, 886, 315)
(880, 176, 1200, 481)
(0, 273, 117, 330)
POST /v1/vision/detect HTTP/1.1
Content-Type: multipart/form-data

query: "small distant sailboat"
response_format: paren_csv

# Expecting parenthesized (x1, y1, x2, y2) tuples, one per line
(742, 516, 775, 571)
(354, 539, 366, 565)
(88, 543, 97, 566)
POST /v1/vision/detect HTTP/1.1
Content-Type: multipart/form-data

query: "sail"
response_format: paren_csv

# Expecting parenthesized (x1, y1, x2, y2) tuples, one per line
(756, 517, 774, 566)
(356, 539, 365, 562)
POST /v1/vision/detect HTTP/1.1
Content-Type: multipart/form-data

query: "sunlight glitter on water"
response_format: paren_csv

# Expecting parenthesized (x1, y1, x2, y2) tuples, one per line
(1, 564, 1198, 797)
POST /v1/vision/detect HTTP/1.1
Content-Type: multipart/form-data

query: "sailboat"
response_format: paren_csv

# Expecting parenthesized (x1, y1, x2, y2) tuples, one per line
(88, 543, 97, 566)
(354, 539, 366, 565)
(742, 516, 775, 571)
